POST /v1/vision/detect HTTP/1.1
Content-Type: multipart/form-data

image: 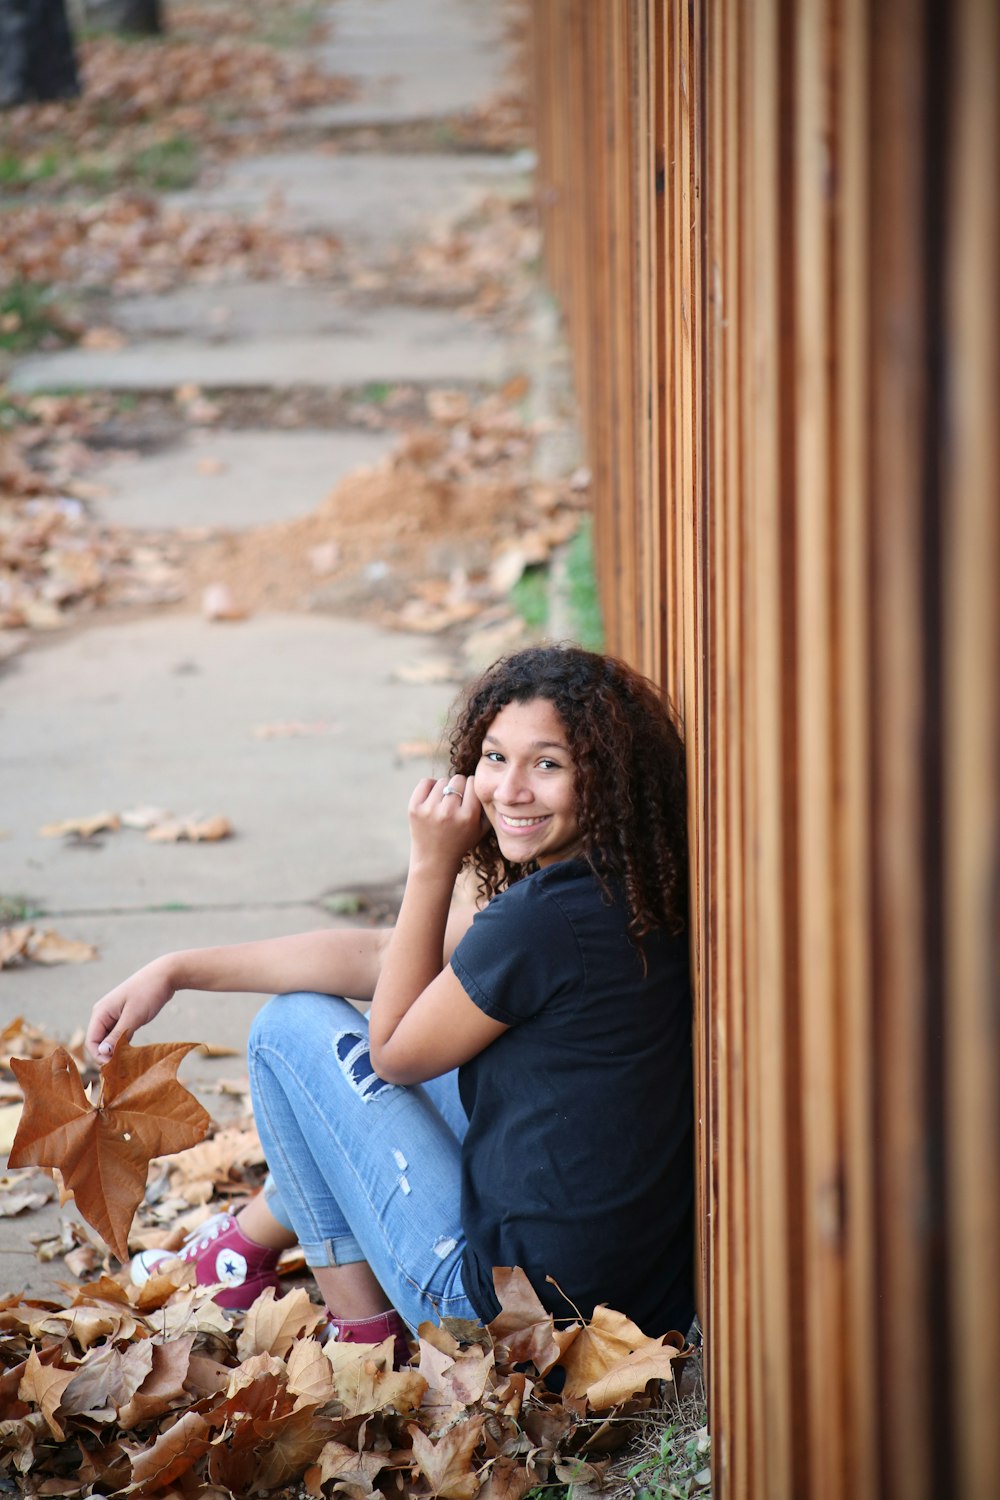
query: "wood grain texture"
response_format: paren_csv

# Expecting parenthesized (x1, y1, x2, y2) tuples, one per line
(530, 2, 997, 1495)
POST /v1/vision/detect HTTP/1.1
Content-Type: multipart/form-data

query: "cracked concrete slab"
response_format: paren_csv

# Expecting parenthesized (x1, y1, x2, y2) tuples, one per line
(91, 429, 395, 530)
(108, 282, 389, 340)
(167, 151, 524, 245)
(313, 0, 508, 125)
(0, 613, 457, 916)
(10, 304, 516, 393)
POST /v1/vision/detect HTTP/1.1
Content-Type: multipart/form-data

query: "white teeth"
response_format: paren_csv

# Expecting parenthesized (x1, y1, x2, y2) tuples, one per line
(502, 815, 547, 827)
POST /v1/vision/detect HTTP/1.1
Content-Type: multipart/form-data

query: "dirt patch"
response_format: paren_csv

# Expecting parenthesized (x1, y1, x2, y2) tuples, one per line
(180, 390, 586, 630)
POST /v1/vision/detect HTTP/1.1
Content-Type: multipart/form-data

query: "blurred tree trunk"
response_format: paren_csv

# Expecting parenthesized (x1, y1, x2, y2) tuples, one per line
(80, 0, 162, 33)
(0, 0, 81, 106)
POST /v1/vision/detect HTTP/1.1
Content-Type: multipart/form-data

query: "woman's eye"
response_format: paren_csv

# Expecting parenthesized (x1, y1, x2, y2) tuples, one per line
(538, 759, 559, 771)
(483, 751, 504, 764)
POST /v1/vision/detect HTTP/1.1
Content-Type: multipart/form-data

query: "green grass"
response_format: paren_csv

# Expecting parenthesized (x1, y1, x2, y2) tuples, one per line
(359, 381, 393, 405)
(626, 1421, 711, 1498)
(564, 519, 604, 650)
(0, 150, 62, 189)
(128, 134, 201, 189)
(511, 564, 550, 632)
(0, 284, 76, 353)
(0, 133, 199, 195)
(0, 391, 37, 428)
(71, 133, 200, 193)
(0, 893, 44, 924)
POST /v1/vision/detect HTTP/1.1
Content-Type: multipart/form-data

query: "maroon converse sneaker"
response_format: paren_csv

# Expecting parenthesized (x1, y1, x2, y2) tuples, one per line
(324, 1308, 411, 1369)
(130, 1212, 282, 1310)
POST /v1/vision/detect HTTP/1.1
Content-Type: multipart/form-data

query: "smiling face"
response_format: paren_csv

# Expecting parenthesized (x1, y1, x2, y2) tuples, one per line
(473, 696, 582, 869)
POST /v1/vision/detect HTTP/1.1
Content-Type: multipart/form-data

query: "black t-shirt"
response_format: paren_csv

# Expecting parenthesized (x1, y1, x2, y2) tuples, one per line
(450, 858, 694, 1336)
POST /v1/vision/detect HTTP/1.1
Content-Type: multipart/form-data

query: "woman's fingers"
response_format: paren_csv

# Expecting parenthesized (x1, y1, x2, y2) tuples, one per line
(407, 777, 439, 813)
(85, 995, 125, 1063)
(408, 774, 482, 865)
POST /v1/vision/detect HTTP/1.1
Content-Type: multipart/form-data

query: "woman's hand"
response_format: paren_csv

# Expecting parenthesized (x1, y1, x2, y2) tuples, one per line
(407, 774, 485, 876)
(85, 956, 177, 1064)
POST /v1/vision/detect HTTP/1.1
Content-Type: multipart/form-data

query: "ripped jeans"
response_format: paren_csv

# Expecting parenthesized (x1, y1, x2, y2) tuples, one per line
(247, 992, 479, 1333)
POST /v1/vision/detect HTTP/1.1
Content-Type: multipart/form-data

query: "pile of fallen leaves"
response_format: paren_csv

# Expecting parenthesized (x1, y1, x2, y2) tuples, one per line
(0, 194, 341, 297)
(0, 11, 354, 195)
(1, 1271, 690, 1497)
(2, 390, 183, 653)
(183, 384, 589, 636)
(0, 1031, 693, 1495)
(0, 488, 185, 637)
(358, 194, 542, 323)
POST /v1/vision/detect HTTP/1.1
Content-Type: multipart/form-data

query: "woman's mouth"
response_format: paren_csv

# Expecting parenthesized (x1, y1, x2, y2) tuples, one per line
(498, 813, 550, 831)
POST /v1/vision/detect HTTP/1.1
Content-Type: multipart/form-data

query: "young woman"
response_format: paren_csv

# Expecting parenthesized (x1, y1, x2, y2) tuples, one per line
(86, 646, 695, 1355)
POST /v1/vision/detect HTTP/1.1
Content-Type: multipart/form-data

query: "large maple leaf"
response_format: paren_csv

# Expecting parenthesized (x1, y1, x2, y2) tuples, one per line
(7, 1039, 210, 1262)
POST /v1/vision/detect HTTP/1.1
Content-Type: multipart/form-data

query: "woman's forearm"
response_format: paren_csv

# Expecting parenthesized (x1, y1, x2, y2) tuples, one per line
(368, 864, 456, 1053)
(164, 927, 393, 1001)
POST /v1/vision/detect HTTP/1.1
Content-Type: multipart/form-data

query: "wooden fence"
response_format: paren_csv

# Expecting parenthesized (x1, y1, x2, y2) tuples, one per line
(530, 3, 998, 1498)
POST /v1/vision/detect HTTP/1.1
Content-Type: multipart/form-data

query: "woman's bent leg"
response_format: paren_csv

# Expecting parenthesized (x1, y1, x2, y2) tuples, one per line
(247, 992, 477, 1333)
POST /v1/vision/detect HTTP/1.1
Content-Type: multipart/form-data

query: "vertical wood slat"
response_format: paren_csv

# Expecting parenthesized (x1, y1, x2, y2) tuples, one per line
(945, 5, 1000, 1498)
(529, 3, 998, 1496)
(868, 5, 937, 1495)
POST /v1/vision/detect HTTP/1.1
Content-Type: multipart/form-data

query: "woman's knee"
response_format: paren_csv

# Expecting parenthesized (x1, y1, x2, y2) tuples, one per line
(248, 993, 398, 1107)
(249, 991, 361, 1053)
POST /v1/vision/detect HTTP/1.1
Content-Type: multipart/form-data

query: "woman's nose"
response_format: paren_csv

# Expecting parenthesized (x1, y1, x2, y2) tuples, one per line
(497, 765, 531, 803)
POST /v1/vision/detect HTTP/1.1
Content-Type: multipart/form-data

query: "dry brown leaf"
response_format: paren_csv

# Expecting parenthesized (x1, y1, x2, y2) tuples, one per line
(409, 1415, 485, 1500)
(0, 927, 32, 968)
(59, 1339, 155, 1422)
(308, 1439, 389, 1496)
(38, 811, 120, 839)
(0, 1104, 24, 1153)
(120, 805, 172, 830)
(418, 1332, 494, 1415)
(8, 1040, 211, 1261)
(556, 1304, 680, 1404)
(0, 926, 97, 967)
(0, 1171, 55, 1215)
(24, 929, 98, 965)
(583, 1345, 682, 1410)
(128, 1406, 213, 1490)
(286, 1335, 337, 1408)
(29, 1304, 140, 1349)
(17, 1349, 75, 1441)
(488, 1267, 578, 1375)
(146, 813, 234, 842)
(235, 1286, 325, 1360)
(478, 1456, 536, 1500)
(324, 1336, 428, 1417)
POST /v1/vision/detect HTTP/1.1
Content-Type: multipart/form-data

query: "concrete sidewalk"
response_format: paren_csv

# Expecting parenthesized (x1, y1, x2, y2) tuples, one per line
(0, 0, 534, 1297)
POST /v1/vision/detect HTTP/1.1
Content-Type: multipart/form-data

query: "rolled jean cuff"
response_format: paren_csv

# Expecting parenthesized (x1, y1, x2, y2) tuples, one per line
(261, 1173, 296, 1232)
(299, 1231, 367, 1268)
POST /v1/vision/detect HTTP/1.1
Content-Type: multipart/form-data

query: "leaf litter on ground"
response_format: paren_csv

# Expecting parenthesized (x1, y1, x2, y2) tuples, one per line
(0, 1025, 697, 1494)
(0, 1262, 695, 1497)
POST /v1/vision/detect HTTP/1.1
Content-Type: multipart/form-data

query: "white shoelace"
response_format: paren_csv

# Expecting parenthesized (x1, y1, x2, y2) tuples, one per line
(178, 1213, 235, 1260)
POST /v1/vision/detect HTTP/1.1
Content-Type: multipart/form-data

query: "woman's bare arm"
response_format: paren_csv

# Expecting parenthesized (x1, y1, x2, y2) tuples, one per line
(86, 889, 480, 1064)
(86, 925, 393, 1061)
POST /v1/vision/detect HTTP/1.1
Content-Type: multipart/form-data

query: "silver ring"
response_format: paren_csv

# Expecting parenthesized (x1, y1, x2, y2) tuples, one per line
(441, 786, 462, 798)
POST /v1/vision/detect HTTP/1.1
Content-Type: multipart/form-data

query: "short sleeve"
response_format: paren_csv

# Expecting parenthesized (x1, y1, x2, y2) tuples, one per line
(450, 877, 583, 1026)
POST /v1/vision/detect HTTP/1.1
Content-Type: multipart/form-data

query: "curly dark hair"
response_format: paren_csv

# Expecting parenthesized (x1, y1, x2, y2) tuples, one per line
(448, 645, 688, 941)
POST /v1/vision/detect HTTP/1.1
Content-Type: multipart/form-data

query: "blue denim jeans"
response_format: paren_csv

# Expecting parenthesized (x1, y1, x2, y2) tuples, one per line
(247, 991, 479, 1334)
